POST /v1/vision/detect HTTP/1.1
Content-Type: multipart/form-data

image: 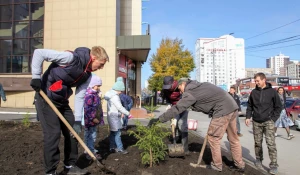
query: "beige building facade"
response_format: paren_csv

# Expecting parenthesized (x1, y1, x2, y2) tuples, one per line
(0, 0, 150, 109)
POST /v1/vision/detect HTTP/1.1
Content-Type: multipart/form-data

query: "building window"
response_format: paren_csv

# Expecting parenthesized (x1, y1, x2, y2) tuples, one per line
(0, 0, 44, 74)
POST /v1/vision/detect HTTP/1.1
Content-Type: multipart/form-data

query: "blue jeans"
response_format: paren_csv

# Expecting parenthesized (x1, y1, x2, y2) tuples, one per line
(84, 126, 97, 153)
(109, 129, 123, 151)
(122, 115, 128, 127)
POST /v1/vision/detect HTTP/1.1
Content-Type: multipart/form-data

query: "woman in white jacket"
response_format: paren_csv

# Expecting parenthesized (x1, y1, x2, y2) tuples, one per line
(104, 77, 133, 154)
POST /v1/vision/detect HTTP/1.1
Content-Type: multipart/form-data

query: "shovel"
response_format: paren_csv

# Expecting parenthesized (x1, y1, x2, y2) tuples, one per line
(190, 134, 208, 168)
(168, 123, 185, 157)
(39, 91, 114, 173)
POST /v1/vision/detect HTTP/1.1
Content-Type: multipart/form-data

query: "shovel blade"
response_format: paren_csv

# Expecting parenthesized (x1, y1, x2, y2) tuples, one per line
(168, 143, 185, 157)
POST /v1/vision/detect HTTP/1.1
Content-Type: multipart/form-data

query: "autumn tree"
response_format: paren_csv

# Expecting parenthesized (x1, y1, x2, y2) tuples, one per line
(148, 38, 195, 91)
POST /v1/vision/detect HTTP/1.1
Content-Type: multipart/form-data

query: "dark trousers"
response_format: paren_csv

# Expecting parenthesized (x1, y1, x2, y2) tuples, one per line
(35, 93, 78, 174)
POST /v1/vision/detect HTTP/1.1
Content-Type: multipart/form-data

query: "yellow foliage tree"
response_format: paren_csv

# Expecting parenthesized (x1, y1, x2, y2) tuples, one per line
(148, 37, 195, 91)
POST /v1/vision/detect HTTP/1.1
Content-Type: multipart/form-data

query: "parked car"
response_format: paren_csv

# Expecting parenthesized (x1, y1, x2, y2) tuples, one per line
(295, 114, 300, 130)
(285, 98, 300, 121)
(238, 101, 247, 117)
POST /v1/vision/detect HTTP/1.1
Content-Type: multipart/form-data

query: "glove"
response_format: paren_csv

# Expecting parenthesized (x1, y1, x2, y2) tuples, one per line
(166, 105, 171, 111)
(128, 114, 133, 119)
(92, 118, 100, 124)
(171, 118, 177, 127)
(147, 118, 159, 127)
(73, 121, 82, 135)
(30, 79, 42, 92)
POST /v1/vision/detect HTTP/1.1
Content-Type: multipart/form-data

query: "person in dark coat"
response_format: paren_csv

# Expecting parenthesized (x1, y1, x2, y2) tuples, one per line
(160, 76, 189, 155)
(229, 86, 243, 137)
(245, 72, 281, 175)
(0, 83, 7, 106)
(30, 47, 109, 175)
(119, 92, 133, 129)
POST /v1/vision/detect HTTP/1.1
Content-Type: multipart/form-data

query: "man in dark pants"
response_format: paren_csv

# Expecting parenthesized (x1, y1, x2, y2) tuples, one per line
(160, 76, 189, 155)
(245, 72, 281, 175)
(229, 86, 243, 137)
(31, 47, 108, 175)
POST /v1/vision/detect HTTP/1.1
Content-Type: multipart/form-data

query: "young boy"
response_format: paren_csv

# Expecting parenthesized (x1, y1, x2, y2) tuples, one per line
(104, 77, 133, 154)
(119, 92, 133, 130)
(83, 74, 104, 160)
(31, 47, 108, 175)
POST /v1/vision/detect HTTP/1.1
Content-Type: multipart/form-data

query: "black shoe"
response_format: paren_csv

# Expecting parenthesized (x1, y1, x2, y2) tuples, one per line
(109, 148, 116, 153)
(64, 165, 87, 175)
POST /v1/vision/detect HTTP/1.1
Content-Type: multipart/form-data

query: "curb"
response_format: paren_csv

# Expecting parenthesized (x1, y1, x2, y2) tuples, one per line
(0, 111, 37, 115)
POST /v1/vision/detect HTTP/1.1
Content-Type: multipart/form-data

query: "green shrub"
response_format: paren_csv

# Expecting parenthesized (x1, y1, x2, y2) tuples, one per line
(129, 120, 170, 167)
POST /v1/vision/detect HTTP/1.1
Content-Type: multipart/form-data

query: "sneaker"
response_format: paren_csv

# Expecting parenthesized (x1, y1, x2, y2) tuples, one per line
(94, 153, 102, 160)
(229, 165, 245, 173)
(64, 165, 87, 175)
(117, 149, 128, 154)
(109, 148, 116, 153)
(206, 164, 222, 172)
(185, 151, 190, 156)
(46, 172, 57, 175)
(275, 133, 278, 137)
(85, 152, 102, 160)
(237, 133, 243, 137)
(269, 167, 278, 175)
(254, 159, 263, 169)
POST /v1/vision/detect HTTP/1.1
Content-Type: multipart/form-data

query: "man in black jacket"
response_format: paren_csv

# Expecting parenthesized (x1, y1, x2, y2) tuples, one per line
(229, 86, 243, 137)
(245, 73, 281, 175)
(149, 78, 245, 172)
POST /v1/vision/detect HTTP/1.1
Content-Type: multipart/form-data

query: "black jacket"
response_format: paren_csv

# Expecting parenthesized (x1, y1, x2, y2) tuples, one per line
(246, 83, 282, 123)
(158, 81, 239, 123)
(229, 92, 241, 111)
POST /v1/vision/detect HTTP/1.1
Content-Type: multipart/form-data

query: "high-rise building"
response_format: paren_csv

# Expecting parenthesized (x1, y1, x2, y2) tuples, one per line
(287, 61, 300, 78)
(0, 0, 151, 108)
(195, 34, 245, 90)
(245, 68, 274, 78)
(266, 53, 290, 76)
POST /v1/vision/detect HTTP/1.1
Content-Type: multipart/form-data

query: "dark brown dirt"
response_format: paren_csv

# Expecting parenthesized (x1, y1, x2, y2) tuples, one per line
(0, 121, 264, 175)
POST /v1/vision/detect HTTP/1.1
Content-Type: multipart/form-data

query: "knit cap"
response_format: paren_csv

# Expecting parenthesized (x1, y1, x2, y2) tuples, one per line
(112, 77, 125, 91)
(88, 74, 102, 88)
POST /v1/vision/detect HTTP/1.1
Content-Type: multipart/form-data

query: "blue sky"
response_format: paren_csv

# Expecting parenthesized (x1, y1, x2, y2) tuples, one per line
(140, 0, 300, 88)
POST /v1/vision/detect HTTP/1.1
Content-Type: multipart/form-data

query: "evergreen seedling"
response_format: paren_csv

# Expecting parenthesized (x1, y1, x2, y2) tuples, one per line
(129, 120, 170, 167)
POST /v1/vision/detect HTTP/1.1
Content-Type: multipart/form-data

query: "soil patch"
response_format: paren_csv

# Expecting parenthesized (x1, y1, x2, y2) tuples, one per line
(0, 121, 264, 175)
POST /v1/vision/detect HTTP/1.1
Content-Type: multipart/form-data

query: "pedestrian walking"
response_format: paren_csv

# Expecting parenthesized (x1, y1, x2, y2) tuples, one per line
(229, 86, 243, 137)
(31, 46, 108, 175)
(274, 87, 294, 140)
(245, 72, 281, 175)
(160, 76, 189, 155)
(104, 77, 133, 154)
(0, 83, 7, 107)
(148, 78, 245, 172)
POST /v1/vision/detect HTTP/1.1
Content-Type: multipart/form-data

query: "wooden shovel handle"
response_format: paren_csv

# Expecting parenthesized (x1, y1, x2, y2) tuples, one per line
(197, 134, 208, 165)
(39, 91, 97, 161)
